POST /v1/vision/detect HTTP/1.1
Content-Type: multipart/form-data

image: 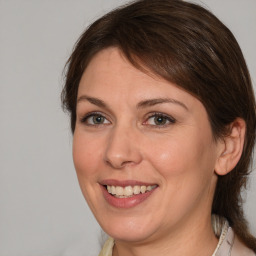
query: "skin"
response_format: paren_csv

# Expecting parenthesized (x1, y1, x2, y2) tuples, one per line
(73, 47, 245, 256)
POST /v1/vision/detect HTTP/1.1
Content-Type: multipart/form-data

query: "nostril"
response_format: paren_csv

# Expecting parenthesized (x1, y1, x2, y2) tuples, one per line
(104, 158, 127, 169)
(103, 130, 143, 169)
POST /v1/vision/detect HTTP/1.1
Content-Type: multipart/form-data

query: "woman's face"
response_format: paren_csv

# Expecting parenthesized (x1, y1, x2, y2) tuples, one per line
(73, 47, 221, 243)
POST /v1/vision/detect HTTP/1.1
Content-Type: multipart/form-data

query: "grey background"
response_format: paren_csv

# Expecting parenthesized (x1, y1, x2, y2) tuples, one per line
(0, 0, 255, 255)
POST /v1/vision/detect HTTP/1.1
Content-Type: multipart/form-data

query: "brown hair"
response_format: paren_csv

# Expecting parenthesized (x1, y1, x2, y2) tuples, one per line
(62, 0, 256, 250)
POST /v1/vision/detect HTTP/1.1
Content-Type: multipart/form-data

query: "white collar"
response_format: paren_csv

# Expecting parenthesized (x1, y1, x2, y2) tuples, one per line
(212, 215, 234, 256)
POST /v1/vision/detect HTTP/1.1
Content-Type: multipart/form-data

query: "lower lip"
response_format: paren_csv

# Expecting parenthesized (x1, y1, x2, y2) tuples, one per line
(101, 185, 157, 208)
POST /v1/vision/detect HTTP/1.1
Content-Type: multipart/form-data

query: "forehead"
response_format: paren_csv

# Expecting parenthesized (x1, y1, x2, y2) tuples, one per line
(79, 47, 152, 90)
(78, 47, 203, 112)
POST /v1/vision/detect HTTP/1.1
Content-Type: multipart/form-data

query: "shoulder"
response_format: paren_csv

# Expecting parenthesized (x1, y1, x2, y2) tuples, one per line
(212, 215, 255, 256)
(231, 234, 255, 256)
(216, 225, 255, 256)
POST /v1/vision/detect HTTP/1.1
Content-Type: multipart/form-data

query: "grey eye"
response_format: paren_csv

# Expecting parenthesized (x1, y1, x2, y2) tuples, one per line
(153, 116, 168, 125)
(146, 114, 175, 126)
(92, 115, 106, 124)
(82, 114, 110, 125)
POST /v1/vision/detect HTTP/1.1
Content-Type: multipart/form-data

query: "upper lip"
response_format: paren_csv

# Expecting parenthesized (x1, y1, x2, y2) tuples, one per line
(100, 179, 158, 187)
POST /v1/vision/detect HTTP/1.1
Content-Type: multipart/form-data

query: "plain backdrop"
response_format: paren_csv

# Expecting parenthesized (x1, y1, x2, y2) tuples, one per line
(0, 0, 255, 255)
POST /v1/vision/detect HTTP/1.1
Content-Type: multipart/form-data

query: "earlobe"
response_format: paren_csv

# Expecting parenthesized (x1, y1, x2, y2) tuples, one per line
(214, 118, 246, 176)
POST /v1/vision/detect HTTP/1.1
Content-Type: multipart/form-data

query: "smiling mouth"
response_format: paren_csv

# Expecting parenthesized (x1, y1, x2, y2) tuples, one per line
(104, 185, 158, 198)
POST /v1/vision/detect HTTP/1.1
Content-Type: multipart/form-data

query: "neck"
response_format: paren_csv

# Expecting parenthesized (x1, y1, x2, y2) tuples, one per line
(113, 214, 218, 256)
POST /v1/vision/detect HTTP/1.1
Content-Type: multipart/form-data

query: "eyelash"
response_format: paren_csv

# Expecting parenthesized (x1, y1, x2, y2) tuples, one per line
(80, 112, 110, 126)
(79, 112, 176, 127)
(144, 112, 176, 128)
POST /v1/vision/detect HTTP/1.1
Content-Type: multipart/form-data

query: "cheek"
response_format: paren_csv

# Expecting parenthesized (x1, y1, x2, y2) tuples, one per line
(72, 131, 105, 213)
(145, 134, 217, 222)
(72, 131, 102, 180)
(145, 136, 196, 173)
(145, 128, 216, 185)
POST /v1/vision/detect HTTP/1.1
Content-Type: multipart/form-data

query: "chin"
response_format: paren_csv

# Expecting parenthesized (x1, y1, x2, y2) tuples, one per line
(98, 215, 160, 243)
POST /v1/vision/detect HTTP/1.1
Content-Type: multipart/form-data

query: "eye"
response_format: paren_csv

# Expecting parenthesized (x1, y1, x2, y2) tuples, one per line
(145, 113, 176, 126)
(81, 113, 110, 126)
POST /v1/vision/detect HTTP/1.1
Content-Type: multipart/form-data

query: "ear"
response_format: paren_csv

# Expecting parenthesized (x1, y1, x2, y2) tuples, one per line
(215, 118, 246, 176)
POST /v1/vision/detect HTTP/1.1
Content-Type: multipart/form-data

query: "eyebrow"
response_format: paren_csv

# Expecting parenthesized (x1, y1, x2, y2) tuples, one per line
(137, 98, 188, 110)
(77, 95, 188, 111)
(77, 95, 107, 108)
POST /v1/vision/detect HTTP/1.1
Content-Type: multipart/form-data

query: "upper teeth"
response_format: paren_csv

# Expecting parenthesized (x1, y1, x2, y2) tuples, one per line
(106, 185, 157, 198)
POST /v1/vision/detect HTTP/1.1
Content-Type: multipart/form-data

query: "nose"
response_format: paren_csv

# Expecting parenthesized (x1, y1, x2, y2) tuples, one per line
(104, 125, 143, 169)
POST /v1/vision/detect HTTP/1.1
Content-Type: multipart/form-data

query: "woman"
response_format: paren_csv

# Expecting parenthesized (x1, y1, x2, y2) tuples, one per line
(62, 0, 256, 255)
